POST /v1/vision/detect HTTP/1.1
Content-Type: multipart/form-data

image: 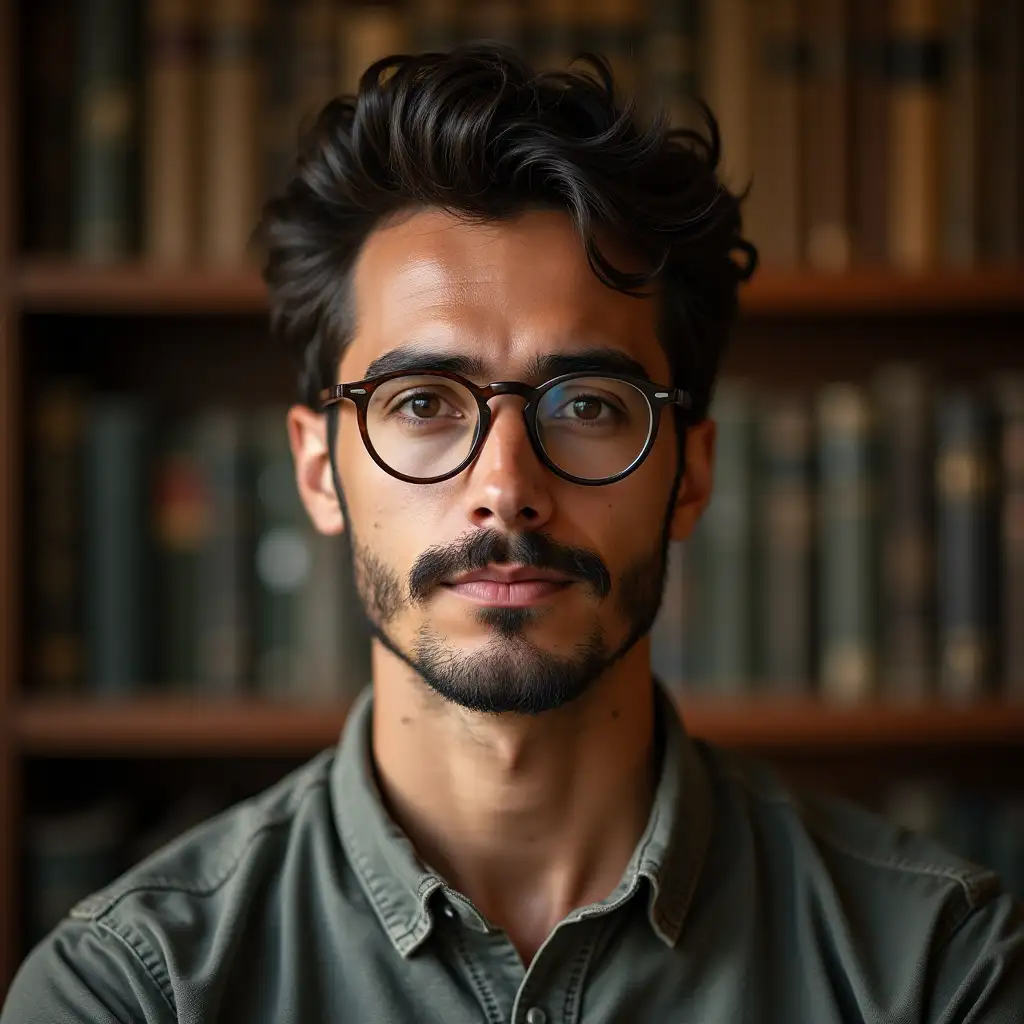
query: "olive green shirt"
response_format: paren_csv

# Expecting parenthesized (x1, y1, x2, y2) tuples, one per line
(4, 679, 1024, 1023)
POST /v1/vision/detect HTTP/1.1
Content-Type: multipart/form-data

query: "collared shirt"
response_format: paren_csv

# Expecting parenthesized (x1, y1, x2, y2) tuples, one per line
(3, 679, 1024, 1023)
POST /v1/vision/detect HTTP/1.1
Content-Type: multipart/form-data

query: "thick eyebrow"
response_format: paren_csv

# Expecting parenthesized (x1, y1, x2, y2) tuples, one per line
(526, 348, 652, 381)
(362, 344, 652, 382)
(362, 346, 488, 379)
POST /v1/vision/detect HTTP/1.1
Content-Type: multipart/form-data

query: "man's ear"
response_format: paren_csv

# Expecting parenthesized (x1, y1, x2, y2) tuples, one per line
(669, 418, 715, 542)
(287, 404, 345, 536)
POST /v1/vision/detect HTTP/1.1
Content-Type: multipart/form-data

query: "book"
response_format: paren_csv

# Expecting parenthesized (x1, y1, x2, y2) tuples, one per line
(337, 1, 409, 97)
(144, 0, 201, 264)
(887, 0, 945, 270)
(199, 0, 264, 265)
(873, 363, 934, 700)
(935, 389, 997, 701)
(73, 0, 140, 261)
(84, 398, 155, 695)
(756, 390, 814, 691)
(817, 382, 877, 704)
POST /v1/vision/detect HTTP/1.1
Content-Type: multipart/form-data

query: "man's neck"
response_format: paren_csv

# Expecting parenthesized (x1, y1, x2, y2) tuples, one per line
(369, 643, 659, 965)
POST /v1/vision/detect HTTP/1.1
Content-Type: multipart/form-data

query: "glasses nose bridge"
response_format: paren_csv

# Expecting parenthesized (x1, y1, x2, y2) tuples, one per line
(483, 380, 535, 405)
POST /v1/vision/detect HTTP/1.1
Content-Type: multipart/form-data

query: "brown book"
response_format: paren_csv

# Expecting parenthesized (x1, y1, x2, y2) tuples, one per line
(850, 0, 889, 266)
(979, 0, 1023, 263)
(414, 0, 461, 51)
(461, 0, 524, 49)
(145, 0, 201, 265)
(943, 0, 983, 268)
(702, 0, 753, 197)
(337, 2, 409, 96)
(199, 0, 264, 266)
(802, 0, 852, 271)
(587, 0, 643, 99)
(294, 0, 337, 129)
(744, 0, 802, 268)
(644, 0, 700, 130)
(529, 0, 584, 71)
(888, 0, 945, 271)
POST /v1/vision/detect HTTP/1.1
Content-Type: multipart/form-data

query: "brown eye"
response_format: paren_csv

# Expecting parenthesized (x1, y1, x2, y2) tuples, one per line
(409, 394, 442, 418)
(572, 397, 603, 420)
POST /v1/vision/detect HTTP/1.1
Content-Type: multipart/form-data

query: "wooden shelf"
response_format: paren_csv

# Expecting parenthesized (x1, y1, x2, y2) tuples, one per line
(13, 261, 1024, 317)
(16, 261, 268, 314)
(14, 694, 1024, 757)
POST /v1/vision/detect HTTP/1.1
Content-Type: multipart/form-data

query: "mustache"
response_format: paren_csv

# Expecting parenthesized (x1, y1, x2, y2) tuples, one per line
(408, 530, 612, 602)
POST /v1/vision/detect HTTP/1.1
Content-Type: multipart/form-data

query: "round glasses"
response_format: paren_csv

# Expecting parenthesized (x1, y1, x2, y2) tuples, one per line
(320, 370, 692, 486)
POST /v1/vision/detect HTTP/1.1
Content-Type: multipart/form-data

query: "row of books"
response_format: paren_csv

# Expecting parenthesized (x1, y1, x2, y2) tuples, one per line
(29, 385, 371, 698)
(22, 777, 1024, 948)
(21, 0, 1024, 270)
(650, 365, 1024, 703)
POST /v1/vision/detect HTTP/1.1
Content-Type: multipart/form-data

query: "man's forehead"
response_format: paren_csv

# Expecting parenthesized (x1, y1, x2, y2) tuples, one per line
(343, 208, 664, 380)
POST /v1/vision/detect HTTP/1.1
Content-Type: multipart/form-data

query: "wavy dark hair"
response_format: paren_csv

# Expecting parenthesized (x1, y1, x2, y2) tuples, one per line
(256, 43, 757, 422)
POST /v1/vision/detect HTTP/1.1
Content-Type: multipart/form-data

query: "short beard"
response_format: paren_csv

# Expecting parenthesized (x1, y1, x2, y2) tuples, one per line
(349, 528, 670, 717)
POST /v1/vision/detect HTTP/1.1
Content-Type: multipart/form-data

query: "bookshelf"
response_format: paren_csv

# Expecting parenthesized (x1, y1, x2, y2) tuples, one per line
(3, 0, 1024, 1005)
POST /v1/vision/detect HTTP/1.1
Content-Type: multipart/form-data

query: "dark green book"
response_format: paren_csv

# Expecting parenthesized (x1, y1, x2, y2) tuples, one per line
(698, 380, 756, 694)
(30, 382, 87, 694)
(817, 382, 877, 704)
(250, 406, 312, 697)
(756, 390, 814, 692)
(84, 398, 154, 695)
(73, 0, 139, 261)
(873, 363, 934, 700)
(935, 390, 998, 702)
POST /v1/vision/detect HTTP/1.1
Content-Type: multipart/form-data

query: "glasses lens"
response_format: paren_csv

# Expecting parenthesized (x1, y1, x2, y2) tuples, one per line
(366, 375, 480, 480)
(536, 377, 653, 481)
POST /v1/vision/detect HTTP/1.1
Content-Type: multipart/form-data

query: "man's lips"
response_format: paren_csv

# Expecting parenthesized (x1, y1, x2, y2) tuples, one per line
(441, 565, 574, 606)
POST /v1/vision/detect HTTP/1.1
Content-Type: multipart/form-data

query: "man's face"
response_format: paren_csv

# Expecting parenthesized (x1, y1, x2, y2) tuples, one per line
(292, 208, 712, 715)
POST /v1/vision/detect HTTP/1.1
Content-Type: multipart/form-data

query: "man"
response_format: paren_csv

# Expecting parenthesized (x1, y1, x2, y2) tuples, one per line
(4, 45, 1023, 1023)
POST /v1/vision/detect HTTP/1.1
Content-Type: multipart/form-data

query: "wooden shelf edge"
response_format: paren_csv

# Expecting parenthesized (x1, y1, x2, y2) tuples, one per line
(13, 694, 1024, 756)
(15, 261, 268, 314)
(12, 262, 1024, 316)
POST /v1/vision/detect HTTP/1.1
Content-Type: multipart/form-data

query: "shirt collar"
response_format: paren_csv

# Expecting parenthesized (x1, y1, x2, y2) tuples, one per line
(331, 677, 713, 957)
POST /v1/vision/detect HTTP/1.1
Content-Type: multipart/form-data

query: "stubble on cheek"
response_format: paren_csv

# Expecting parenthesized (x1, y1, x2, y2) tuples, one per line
(352, 538, 406, 626)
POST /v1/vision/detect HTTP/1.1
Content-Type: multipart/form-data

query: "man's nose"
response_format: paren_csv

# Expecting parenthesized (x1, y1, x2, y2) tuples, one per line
(460, 401, 555, 532)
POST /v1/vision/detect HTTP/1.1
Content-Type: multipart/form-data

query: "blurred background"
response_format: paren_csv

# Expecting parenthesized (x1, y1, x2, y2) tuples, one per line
(2, 0, 1024, 996)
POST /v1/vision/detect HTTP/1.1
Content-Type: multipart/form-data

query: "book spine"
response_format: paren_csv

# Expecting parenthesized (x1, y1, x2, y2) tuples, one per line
(702, 381, 756, 693)
(25, 0, 75, 253)
(645, 0, 699, 130)
(196, 409, 250, 694)
(153, 417, 209, 688)
(461, 0, 525, 50)
(943, 0, 983, 268)
(887, 0, 945, 271)
(850, 0, 889, 265)
(84, 399, 153, 694)
(294, 0, 337, 128)
(817, 383, 877, 703)
(802, 0, 852, 271)
(414, 0, 461, 52)
(529, 0, 583, 70)
(873, 363, 934, 699)
(585, 0, 642, 98)
(757, 391, 814, 690)
(745, 0, 803, 268)
(935, 390, 997, 701)
(337, 2, 409, 97)
(30, 383, 86, 694)
(145, 0, 201, 264)
(73, 0, 139, 262)
(263, 0, 298, 194)
(979, 0, 1023, 262)
(199, 0, 264, 266)
(993, 375, 1024, 697)
(250, 407, 311, 696)
(702, 0, 753, 195)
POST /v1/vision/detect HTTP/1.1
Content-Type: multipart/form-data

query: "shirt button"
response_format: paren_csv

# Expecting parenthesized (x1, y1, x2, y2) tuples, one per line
(525, 1009, 547, 1024)
(442, 905, 456, 920)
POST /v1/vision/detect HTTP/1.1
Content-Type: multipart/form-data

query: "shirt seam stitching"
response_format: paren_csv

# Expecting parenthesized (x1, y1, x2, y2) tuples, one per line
(721, 761, 998, 901)
(94, 917, 177, 1019)
(72, 766, 333, 920)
